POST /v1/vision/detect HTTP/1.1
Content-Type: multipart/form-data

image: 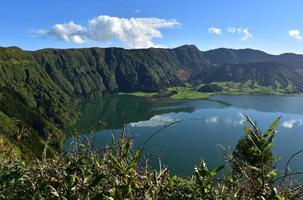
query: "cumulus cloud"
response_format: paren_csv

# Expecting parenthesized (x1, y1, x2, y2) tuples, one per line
(208, 26, 222, 35)
(205, 116, 219, 124)
(42, 21, 86, 44)
(37, 15, 180, 48)
(223, 113, 245, 126)
(282, 120, 297, 128)
(282, 119, 303, 128)
(227, 27, 253, 41)
(129, 115, 177, 127)
(289, 29, 303, 40)
(227, 27, 236, 33)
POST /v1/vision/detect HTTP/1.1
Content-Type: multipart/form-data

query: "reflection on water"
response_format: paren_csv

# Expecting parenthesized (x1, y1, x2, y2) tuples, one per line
(66, 95, 196, 134)
(210, 95, 303, 115)
(129, 115, 177, 127)
(66, 94, 303, 177)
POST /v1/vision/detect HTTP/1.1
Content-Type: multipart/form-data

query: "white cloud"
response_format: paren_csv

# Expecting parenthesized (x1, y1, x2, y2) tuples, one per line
(282, 119, 303, 128)
(38, 15, 180, 48)
(289, 29, 303, 40)
(206, 116, 219, 124)
(241, 29, 253, 41)
(227, 27, 236, 33)
(129, 115, 177, 127)
(39, 21, 86, 44)
(224, 113, 245, 126)
(282, 120, 297, 128)
(208, 26, 222, 35)
(227, 27, 253, 41)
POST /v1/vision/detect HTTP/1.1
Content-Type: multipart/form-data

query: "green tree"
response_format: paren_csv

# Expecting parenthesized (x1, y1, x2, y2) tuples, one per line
(232, 116, 281, 198)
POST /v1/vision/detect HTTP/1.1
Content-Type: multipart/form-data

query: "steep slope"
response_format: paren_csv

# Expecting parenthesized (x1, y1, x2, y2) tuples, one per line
(206, 61, 303, 92)
(275, 53, 303, 69)
(1, 45, 303, 157)
(0, 47, 77, 156)
(0, 45, 211, 156)
(32, 45, 210, 93)
(204, 48, 303, 70)
(204, 48, 274, 65)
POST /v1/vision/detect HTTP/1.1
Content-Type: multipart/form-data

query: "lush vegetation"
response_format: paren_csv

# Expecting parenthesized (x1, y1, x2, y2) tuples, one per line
(204, 47, 303, 68)
(167, 86, 211, 100)
(206, 62, 303, 92)
(122, 81, 301, 102)
(2, 44, 303, 199)
(209, 81, 299, 95)
(2, 45, 303, 158)
(0, 45, 211, 157)
(2, 116, 303, 199)
(122, 87, 211, 100)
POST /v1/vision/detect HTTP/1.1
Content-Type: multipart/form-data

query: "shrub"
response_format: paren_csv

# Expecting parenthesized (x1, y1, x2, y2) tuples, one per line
(1, 116, 302, 199)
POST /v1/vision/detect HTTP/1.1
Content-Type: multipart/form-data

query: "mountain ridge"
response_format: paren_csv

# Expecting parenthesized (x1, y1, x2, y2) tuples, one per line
(3, 44, 303, 57)
(1, 44, 303, 157)
(0, 45, 211, 156)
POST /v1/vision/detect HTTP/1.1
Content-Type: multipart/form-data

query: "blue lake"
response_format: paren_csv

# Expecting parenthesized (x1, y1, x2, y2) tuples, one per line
(66, 95, 303, 177)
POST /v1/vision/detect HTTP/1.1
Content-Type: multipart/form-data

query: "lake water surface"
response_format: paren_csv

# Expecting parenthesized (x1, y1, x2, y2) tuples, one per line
(66, 95, 303, 177)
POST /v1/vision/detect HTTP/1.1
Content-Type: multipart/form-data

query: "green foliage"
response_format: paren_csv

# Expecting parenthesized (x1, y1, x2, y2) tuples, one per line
(198, 84, 222, 93)
(1, 45, 302, 159)
(1, 44, 303, 198)
(0, 45, 211, 157)
(156, 161, 225, 200)
(0, 111, 18, 137)
(208, 81, 298, 95)
(208, 62, 303, 94)
(231, 116, 281, 198)
(193, 161, 224, 198)
(167, 86, 211, 99)
(2, 117, 302, 199)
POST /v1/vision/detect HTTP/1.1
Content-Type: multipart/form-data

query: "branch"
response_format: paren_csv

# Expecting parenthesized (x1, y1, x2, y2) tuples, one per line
(278, 148, 303, 187)
(274, 171, 303, 183)
(139, 120, 179, 153)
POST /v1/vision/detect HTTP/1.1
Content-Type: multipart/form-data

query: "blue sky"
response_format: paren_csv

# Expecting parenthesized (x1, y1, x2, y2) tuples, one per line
(1, 0, 303, 54)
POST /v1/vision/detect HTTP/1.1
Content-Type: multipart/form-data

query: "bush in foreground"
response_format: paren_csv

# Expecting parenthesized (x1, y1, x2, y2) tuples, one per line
(1, 116, 302, 199)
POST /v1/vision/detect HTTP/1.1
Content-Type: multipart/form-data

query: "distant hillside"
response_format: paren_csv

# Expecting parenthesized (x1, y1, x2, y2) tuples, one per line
(204, 48, 303, 70)
(204, 48, 274, 65)
(206, 61, 303, 92)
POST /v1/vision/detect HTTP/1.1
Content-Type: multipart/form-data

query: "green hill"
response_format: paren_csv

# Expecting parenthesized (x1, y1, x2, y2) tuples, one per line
(0, 45, 211, 156)
(206, 62, 303, 92)
(1, 45, 303, 157)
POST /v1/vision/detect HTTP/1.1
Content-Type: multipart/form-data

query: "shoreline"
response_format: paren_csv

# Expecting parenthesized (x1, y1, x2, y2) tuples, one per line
(119, 89, 303, 101)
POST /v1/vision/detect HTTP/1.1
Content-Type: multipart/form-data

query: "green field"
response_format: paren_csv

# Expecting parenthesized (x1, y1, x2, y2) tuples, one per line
(167, 86, 212, 99)
(119, 81, 301, 100)
(210, 81, 297, 95)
